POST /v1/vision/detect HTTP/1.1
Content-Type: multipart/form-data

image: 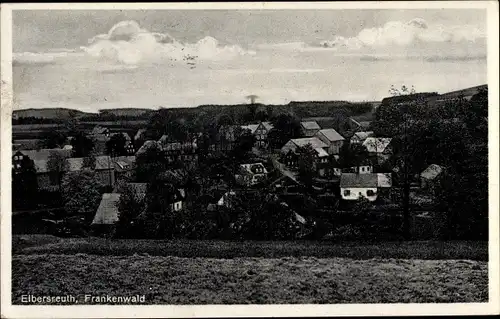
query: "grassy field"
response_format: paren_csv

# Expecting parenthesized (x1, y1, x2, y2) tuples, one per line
(12, 235, 488, 261)
(12, 254, 488, 304)
(11, 236, 488, 304)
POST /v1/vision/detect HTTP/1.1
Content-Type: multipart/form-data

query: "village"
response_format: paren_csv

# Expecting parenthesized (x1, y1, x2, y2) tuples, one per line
(11, 84, 488, 241)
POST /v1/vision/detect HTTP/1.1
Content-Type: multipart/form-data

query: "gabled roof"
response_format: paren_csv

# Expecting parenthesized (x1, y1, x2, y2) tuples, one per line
(377, 173, 392, 187)
(314, 147, 329, 158)
(317, 128, 344, 142)
(340, 173, 378, 188)
(113, 156, 136, 171)
(67, 158, 84, 172)
(95, 155, 114, 170)
(421, 164, 444, 180)
(240, 163, 268, 175)
(352, 131, 374, 141)
(290, 137, 328, 149)
(92, 193, 121, 225)
(136, 140, 158, 156)
(363, 137, 392, 153)
(300, 121, 321, 130)
(241, 124, 259, 134)
(261, 122, 274, 131)
(134, 128, 146, 140)
(19, 149, 72, 162)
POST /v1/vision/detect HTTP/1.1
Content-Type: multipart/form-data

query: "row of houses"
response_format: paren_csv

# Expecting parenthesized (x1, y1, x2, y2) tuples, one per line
(12, 148, 135, 191)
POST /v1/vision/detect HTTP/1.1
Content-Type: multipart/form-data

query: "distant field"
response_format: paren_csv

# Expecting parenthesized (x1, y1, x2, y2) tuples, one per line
(11, 254, 488, 304)
(12, 235, 488, 261)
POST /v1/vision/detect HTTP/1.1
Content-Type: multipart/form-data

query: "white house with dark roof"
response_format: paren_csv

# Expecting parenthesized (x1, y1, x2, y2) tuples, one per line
(340, 173, 379, 201)
(315, 128, 345, 155)
(300, 121, 321, 137)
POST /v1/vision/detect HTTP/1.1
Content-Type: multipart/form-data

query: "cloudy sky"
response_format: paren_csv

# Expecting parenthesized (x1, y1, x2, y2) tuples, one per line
(13, 9, 487, 112)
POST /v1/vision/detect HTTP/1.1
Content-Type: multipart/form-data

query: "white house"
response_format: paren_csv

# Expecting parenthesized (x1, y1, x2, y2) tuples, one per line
(340, 173, 379, 201)
(346, 165, 373, 174)
(315, 128, 345, 155)
(235, 163, 269, 186)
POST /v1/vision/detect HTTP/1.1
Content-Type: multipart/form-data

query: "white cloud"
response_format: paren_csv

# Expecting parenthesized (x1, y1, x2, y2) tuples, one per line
(80, 20, 255, 65)
(320, 18, 485, 50)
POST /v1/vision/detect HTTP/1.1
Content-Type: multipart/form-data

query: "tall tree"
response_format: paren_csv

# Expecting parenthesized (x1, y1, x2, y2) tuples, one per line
(269, 114, 302, 148)
(39, 130, 68, 149)
(296, 144, 317, 192)
(71, 132, 95, 157)
(12, 157, 38, 210)
(47, 151, 69, 189)
(115, 183, 145, 238)
(106, 133, 127, 157)
(61, 169, 103, 223)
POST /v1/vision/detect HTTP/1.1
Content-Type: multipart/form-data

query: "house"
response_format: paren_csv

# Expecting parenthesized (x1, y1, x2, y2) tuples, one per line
(92, 193, 121, 226)
(113, 156, 136, 181)
(300, 121, 321, 137)
(344, 165, 374, 174)
(377, 173, 392, 188)
(314, 147, 329, 177)
(254, 122, 274, 148)
(280, 137, 328, 170)
(158, 136, 198, 165)
(135, 140, 159, 156)
(235, 162, 269, 186)
(217, 190, 237, 208)
(351, 131, 374, 144)
(315, 128, 345, 155)
(215, 125, 240, 152)
(111, 132, 135, 155)
(134, 128, 147, 141)
(14, 149, 73, 190)
(362, 137, 392, 163)
(95, 155, 115, 187)
(240, 124, 259, 135)
(420, 164, 444, 192)
(340, 173, 379, 201)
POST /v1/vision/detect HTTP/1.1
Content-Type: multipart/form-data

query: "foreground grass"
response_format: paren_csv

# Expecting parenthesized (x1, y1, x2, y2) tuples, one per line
(12, 235, 488, 261)
(12, 254, 487, 304)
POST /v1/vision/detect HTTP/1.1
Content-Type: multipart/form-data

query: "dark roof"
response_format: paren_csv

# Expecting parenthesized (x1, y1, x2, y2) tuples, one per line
(95, 155, 114, 170)
(300, 121, 321, 130)
(19, 149, 72, 162)
(92, 193, 121, 225)
(317, 128, 344, 142)
(340, 173, 378, 188)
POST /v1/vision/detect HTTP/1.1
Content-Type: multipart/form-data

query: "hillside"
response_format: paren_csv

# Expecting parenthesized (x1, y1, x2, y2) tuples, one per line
(12, 108, 94, 120)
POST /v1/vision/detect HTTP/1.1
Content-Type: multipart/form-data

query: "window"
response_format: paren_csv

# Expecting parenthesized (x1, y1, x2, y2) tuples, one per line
(343, 189, 351, 196)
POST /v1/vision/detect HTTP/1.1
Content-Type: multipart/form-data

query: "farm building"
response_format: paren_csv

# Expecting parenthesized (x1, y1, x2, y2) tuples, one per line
(300, 121, 321, 137)
(340, 173, 379, 202)
(420, 164, 444, 192)
(315, 128, 345, 155)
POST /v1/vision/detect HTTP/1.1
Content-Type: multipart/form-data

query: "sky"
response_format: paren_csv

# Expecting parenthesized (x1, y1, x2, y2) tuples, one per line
(12, 9, 488, 112)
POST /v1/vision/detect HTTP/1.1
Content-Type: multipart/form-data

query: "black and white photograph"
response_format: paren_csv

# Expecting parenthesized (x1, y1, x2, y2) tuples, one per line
(1, 2, 499, 318)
